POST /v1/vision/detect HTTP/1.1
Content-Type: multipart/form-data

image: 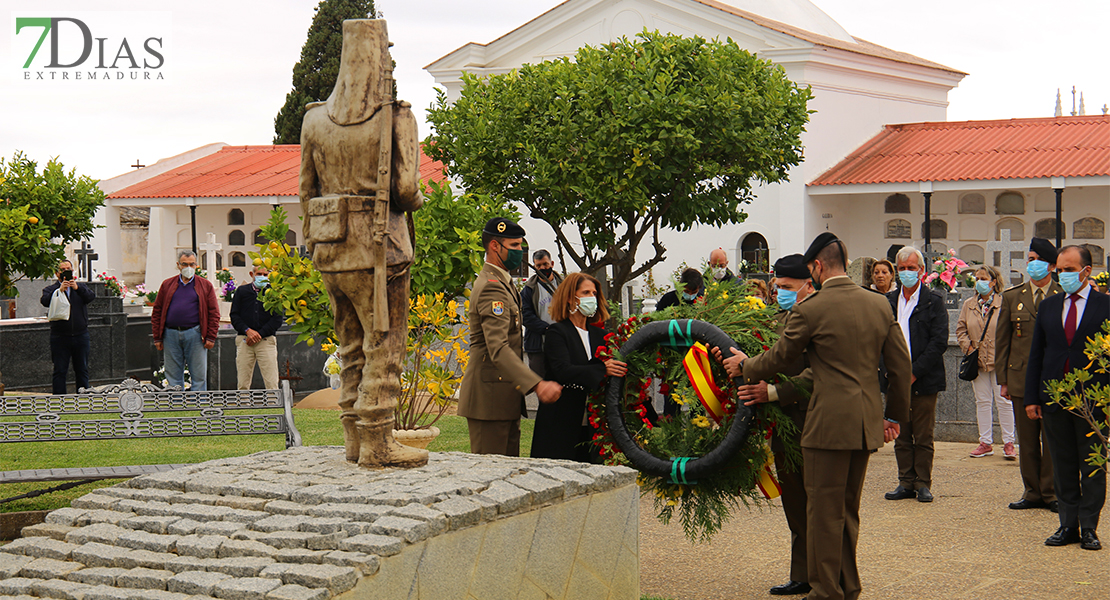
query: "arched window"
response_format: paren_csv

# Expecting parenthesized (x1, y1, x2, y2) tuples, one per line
(959, 244, 985, 265)
(253, 229, 266, 245)
(884, 194, 910, 214)
(920, 219, 947, 240)
(285, 231, 297, 246)
(228, 230, 245, 246)
(995, 218, 1025, 242)
(1083, 244, 1105, 267)
(995, 191, 1025, 215)
(228, 209, 245, 226)
(199, 251, 223, 271)
(1073, 217, 1105, 240)
(959, 193, 985, 214)
(740, 233, 770, 271)
(230, 252, 246, 267)
(885, 219, 911, 239)
(1034, 219, 1063, 240)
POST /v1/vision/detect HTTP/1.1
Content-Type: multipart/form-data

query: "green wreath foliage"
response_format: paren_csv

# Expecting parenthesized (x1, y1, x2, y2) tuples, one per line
(588, 280, 806, 542)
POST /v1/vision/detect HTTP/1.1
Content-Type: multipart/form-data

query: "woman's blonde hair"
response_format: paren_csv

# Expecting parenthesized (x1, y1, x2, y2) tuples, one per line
(872, 259, 895, 277)
(976, 265, 1004, 294)
(549, 272, 610, 324)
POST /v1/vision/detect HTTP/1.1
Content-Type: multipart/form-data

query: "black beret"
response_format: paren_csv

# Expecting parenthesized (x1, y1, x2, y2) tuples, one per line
(774, 254, 809, 280)
(802, 232, 840, 264)
(482, 217, 526, 238)
(1029, 237, 1058, 264)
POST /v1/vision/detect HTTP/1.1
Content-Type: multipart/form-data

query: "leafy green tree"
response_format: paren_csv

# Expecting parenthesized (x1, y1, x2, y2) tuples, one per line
(273, 0, 376, 144)
(427, 31, 812, 297)
(412, 181, 519, 299)
(0, 152, 105, 297)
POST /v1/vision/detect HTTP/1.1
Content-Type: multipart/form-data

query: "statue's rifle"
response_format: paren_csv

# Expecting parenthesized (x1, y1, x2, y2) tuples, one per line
(371, 61, 394, 333)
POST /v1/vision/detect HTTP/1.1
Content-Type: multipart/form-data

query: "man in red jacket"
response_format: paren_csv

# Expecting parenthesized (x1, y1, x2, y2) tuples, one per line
(150, 250, 220, 390)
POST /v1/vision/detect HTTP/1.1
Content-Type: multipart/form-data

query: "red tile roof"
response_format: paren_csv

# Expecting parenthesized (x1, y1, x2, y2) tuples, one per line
(809, 116, 1110, 187)
(109, 144, 447, 198)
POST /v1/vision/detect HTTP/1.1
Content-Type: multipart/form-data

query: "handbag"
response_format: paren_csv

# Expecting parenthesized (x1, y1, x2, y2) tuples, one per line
(47, 287, 71, 322)
(958, 306, 994, 381)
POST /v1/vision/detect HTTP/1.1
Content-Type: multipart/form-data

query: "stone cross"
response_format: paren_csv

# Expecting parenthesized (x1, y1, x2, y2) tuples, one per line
(922, 244, 945, 268)
(198, 233, 222, 287)
(986, 229, 1027, 285)
(74, 241, 98, 282)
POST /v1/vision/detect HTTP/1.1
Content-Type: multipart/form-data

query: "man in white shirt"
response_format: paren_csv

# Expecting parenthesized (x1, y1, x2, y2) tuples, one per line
(884, 246, 949, 503)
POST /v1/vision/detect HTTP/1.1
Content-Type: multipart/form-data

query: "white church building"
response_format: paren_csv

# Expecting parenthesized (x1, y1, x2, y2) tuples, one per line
(426, 0, 967, 274)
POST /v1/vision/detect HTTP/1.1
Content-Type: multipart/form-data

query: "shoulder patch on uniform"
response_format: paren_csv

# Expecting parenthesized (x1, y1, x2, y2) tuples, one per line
(1003, 283, 1024, 292)
(492, 301, 504, 316)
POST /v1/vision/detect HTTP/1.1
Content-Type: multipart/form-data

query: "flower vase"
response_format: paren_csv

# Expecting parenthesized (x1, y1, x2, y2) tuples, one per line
(392, 426, 441, 450)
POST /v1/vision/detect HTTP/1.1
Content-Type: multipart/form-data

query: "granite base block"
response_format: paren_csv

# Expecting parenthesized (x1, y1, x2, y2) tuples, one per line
(1, 448, 638, 600)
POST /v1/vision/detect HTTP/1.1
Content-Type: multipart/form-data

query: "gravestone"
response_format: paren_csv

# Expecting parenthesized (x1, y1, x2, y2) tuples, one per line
(1074, 217, 1104, 239)
(985, 230, 1026, 286)
(74, 241, 98, 282)
(846, 256, 875, 287)
(199, 233, 222, 287)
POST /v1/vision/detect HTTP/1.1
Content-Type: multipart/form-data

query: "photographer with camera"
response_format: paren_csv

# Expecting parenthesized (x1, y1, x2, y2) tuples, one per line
(40, 259, 96, 394)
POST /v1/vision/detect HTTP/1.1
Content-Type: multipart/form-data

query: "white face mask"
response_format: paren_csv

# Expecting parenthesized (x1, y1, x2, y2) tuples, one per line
(180, 266, 195, 279)
(576, 296, 598, 317)
(712, 267, 727, 281)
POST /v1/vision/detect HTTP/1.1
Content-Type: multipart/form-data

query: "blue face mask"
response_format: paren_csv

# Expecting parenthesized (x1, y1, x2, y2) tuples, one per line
(254, 275, 269, 288)
(898, 270, 920, 288)
(777, 289, 798, 311)
(1059, 271, 1085, 294)
(1026, 259, 1050, 281)
(682, 292, 697, 302)
(975, 280, 991, 296)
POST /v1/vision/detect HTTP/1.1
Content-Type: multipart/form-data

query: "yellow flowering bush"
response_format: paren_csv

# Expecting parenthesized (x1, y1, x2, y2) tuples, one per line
(396, 293, 470, 430)
(1045, 320, 1110, 471)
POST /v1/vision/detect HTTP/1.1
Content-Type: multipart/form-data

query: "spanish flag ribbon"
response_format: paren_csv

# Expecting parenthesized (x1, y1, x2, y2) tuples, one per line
(682, 342, 726, 423)
(756, 447, 782, 499)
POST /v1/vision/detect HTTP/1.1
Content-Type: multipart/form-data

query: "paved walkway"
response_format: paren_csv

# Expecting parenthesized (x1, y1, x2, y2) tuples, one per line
(639, 442, 1109, 600)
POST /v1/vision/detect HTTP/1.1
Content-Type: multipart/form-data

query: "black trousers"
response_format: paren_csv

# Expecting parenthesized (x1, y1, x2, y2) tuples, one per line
(50, 331, 90, 394)
(1042, 408, 1106, 531)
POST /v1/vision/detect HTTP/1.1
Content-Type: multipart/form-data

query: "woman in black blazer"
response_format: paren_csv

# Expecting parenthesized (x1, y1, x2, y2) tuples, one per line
(531, 272, 627, 461)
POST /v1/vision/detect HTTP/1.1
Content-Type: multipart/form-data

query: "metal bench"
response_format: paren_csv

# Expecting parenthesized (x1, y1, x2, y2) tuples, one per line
(0, 378, 302, 489)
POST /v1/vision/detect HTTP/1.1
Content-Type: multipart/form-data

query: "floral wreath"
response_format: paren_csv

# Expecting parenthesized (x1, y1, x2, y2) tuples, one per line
(586, 282, 805, 542)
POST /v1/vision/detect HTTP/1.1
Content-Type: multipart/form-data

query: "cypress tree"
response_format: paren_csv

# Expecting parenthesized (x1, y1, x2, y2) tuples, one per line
(273, 0, 376, 144)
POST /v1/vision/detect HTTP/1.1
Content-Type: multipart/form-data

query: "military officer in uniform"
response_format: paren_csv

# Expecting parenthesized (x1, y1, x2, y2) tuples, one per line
(459, 218, 562, 455)
(721, 233, 912, 600)
(733, 254, 814, 597)
(996, 237, 1062, 512)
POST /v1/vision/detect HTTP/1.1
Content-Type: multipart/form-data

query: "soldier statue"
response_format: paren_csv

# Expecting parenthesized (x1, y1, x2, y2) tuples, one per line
(298, 19, 426, 468)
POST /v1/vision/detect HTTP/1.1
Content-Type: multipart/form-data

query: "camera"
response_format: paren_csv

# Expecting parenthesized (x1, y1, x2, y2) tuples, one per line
(61, 269, 74, 281)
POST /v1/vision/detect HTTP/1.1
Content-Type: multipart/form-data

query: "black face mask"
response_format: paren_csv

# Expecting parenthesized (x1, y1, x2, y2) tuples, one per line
(538, 268, 554, 279)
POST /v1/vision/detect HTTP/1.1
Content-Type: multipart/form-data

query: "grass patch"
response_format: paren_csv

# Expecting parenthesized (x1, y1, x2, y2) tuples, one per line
(1, 411, 534, 513)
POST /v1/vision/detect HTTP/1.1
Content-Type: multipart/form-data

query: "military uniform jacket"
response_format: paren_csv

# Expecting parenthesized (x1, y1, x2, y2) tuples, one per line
(458, 262, 543, 421)
(771, 309, 812, 410)
(298, 102, 424, 273)
(994, 279, 1063, 398)
(743, 277, 912, 450)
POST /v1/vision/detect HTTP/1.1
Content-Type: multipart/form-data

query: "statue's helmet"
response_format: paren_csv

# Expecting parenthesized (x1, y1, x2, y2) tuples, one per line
(326, 19, 392, 126)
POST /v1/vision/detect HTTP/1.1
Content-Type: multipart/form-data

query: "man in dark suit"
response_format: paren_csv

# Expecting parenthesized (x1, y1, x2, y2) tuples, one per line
(996, 237, 1062, 511)
(722, 233, 912, 600)
(40, 259, 96, 394)
(1025, 245, 1107, 551)
(656, 268, 704, 311)
(733, 254, 814, 597)
(884, 246, 948, 503)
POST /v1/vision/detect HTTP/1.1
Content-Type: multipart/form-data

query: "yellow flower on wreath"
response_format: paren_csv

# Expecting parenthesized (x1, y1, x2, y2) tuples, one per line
(744, 296, 766, 310)
(692, 415, 711, 428)
(671, 393, 686, 406)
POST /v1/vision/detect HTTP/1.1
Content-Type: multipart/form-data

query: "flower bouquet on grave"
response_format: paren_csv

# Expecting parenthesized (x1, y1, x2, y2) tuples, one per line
(96, 272, 125, 297)
(925, 249, 968, 291)
(1093, 271, 1110, 293)
(586, 280, 805, 543)
(215, 269, 236, 302)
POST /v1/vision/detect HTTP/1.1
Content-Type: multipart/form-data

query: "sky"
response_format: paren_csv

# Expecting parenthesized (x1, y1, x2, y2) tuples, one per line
(1, 0, 1107, 182)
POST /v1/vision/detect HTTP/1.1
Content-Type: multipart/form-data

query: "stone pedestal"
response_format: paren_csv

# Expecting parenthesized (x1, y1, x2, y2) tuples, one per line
(1, 449, 638, 600)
